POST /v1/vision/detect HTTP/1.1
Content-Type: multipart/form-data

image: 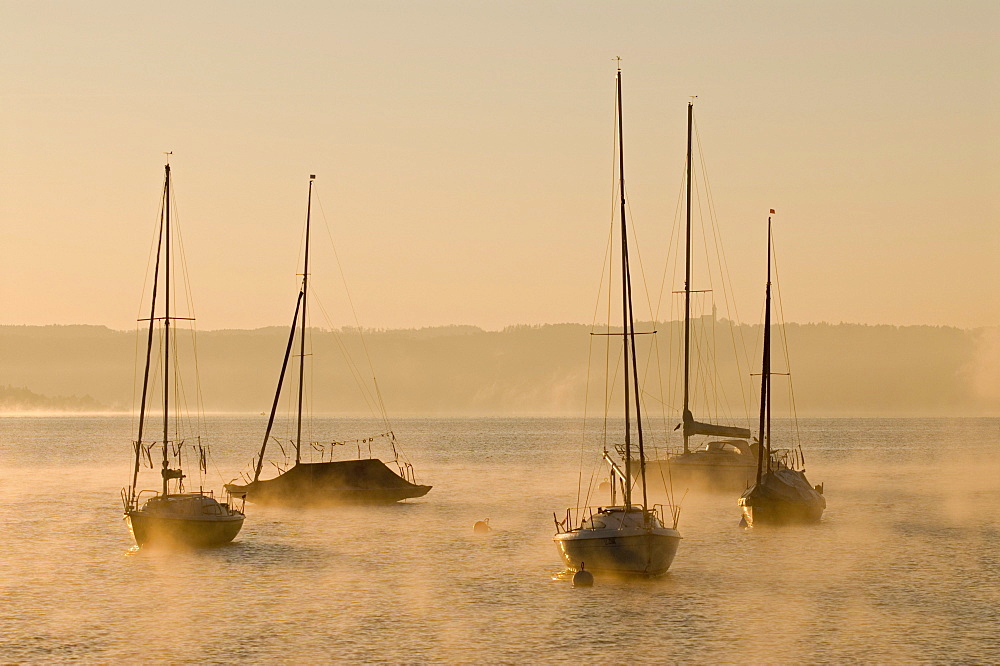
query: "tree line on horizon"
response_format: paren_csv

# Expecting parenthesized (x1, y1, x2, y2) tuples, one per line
(0, 322, 996, 417)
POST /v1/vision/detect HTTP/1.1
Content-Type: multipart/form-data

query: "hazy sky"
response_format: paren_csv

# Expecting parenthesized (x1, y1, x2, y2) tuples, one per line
(2, 1, 997, 331)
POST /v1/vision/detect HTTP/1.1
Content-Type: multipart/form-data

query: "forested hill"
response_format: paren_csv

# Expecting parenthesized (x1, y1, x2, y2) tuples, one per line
(1, 322, 996, 416)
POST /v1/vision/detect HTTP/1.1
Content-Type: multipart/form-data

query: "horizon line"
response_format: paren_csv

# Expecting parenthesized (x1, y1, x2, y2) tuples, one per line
(1, 320, 996, 334)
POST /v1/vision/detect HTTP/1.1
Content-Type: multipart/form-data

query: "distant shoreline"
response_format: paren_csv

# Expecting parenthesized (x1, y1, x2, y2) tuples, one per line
(3, 323, 997, 418)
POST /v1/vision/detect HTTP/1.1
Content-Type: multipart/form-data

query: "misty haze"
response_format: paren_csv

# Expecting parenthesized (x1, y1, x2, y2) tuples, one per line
(2, 0, 998, 663)
(2, 321, 997, 417)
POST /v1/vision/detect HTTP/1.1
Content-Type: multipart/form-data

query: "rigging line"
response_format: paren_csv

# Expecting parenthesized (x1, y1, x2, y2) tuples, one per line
(639, 389, 680, 409)
(171, 197, 208, 440)
(653, 156, 688, 324)
(314, 194, 394, 432)
(598, 85, 619, 478)
(190, 323, 207, 437)
(602, 343, 626, 419)
(599, 199, 616, 471)
(165, 184, 193, 446)
(623, 191, 665, 413)
(694, 116, 752, 422)
(748, 294, 766, 415)
(648, 164, 683, 441)
(769, 225, 802, 448)
(643, 194, 673, 443)
(692, 143, 748, 428)
(623, 191, 656, 329)
(578, 329, 596, 508)
(650, 310, 670, 461)
(603, 210, 614, 462)
(581, 220, 616, 509)
(323, 324, 386, 426)
(132, 186, 168, 443)
(309, 292, 383, 419)
(130, 321, 141, 443)
(689, 289, 734, 426)
(621, 173, 672, 454)
(692, 153, 733, 423)
(639, 273, 672, 440)
(653, 156, 688, 451)
(591, 198, 616, 332)
(596, 213, 615, 465)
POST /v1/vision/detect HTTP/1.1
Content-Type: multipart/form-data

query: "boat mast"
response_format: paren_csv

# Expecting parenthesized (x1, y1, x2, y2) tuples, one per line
(131, 168, 167, 505)
(161, 162, 172, 498)
(616, 66, 632, 509)
(254, 289, 305, 482)
(682, 101, 693, 454)
(755, 215, 772, 485)
(765, 216, 773, 474)
(295, 175, 315, 465)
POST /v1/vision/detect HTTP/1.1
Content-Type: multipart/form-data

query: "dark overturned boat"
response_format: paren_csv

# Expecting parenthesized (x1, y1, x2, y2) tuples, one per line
(124, 160, 245, 547)
(225, 175, 430, 506)
(738, 214, 825, 527)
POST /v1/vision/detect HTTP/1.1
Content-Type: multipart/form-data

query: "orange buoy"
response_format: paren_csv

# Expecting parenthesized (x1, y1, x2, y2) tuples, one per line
(473, 519, 491, 534)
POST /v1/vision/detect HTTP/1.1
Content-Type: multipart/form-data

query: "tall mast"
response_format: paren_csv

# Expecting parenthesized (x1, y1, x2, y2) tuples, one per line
(131, 170, 167, 504)
(755, 215, 772, 485)
(765, 216, 773, 473)
(682, 101, 693, 454)
(295, 175, 315, 465)
(254, 289, 304, 482)
(161, 162, 172, 497)
(616, 67, 632, 509)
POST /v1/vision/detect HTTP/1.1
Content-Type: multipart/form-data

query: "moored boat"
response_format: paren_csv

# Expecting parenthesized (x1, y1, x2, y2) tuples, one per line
(554, 505, 680, 576)
(127, 493, 245, 548)
(122, 159, 245, 548)
(638, 102, 786, 493)
(552, 65, 681, 577)
(738, 214, 825, 527)
(225, 175, 430, 506)
(226, 459, 430, 505)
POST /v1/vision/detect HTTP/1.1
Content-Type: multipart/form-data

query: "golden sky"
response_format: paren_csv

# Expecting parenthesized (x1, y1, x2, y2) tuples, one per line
(1, 1, 997, 330)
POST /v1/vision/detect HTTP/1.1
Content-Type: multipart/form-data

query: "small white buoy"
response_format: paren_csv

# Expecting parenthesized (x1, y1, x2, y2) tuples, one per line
(598, 481, 611, 493)
(573, 561, 594, 587)
(473, 518, 491, 534)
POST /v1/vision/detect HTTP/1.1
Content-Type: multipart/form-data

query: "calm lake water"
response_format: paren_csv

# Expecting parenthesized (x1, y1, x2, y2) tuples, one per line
(0, 416, 997, 662)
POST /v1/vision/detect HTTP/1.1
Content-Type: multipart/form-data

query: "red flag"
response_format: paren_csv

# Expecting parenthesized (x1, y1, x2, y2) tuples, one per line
(769, 209, 775, 214)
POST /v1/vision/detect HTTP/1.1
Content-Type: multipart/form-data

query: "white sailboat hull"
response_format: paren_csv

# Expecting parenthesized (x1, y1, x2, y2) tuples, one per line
(126, 494, 245, 548)
(554, 526, 681, 576)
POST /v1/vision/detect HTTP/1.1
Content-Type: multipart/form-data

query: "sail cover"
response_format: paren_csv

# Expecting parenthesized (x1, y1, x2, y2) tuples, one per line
(682, 409, 751, 439)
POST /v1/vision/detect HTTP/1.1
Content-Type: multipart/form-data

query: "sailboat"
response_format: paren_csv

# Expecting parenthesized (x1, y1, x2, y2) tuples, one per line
(123, 161, 246, 548)
(553, 67, 681, 577)
(638, 102, 775, 492)
(225, 175, 431, 506)
(738, 215, 826, 526)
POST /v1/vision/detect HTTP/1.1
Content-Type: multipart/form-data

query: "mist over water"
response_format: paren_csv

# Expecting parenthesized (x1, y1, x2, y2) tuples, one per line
(0, 416, 997, 662)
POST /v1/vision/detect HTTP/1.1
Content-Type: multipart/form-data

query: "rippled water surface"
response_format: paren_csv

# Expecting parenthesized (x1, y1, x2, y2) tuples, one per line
(1, 416, 998, 662)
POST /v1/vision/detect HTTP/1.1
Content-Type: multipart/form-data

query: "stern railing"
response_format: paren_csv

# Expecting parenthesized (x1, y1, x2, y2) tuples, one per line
(553, 503, 680, 534)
